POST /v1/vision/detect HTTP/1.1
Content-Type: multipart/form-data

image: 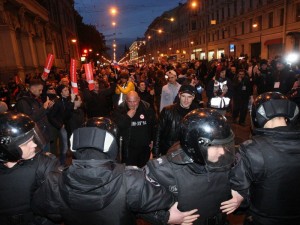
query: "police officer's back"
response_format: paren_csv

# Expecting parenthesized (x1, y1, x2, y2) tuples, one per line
(221, 92, 300, 225)
(31, 117, 182, 225)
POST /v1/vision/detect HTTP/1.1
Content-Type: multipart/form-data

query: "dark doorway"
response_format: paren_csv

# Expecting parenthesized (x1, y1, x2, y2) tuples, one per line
(251, 42, 261, 59)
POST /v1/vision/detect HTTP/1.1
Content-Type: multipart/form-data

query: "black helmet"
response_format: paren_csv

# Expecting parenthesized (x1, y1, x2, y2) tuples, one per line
(70, 117, 118, 160)
(180, 108, 235, 171)
(0, 112, 45, 162)
(85, 117, 118, 139)
(251, 92, 299, 128)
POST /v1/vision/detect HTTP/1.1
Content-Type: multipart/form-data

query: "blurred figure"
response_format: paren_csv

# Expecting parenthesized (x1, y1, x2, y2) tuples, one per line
(232, 69, 252, 126)
(16, 79, 54, 150)
(0, 101, 8, 113)
(160, 70, 181, 112)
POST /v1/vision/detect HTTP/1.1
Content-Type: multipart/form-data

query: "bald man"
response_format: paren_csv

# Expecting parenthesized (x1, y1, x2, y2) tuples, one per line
(112, 91, 156, 167)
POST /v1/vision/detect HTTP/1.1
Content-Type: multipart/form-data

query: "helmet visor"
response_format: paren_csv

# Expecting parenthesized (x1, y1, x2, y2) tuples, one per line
(200, 133, 235, 171)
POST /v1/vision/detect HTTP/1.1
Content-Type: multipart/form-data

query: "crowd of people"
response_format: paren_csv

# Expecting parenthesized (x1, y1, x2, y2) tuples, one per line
(0, 55, 300, 225)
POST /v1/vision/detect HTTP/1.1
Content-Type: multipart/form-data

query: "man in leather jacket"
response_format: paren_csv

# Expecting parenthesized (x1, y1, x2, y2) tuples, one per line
(153, 85, 199, 157)
(146, 108, 235, 225)
(0, 112, 59, 225)
(31, 117, 198, 225)
(221, 92, 300, 225)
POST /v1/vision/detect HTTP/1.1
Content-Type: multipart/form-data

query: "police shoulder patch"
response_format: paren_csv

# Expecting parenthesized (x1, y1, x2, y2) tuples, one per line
(145, 174, 161, 187)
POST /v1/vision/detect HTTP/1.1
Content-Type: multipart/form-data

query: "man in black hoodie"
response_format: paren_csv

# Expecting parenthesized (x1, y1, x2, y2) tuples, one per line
(31, 117, 198, 225)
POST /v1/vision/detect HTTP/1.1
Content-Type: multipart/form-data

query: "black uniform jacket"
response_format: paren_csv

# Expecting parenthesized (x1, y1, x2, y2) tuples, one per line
(0, 152, 59, 224)
(230, 126, 300, 224)
(31, 158, 174, 225)
(146, 144, 231, 225)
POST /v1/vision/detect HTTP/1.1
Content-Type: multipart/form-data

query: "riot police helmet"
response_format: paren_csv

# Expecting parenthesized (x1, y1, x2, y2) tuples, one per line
(0, 112, 45, 162)
(251, 92, 299, 128)
(70, 117, 119, 160)
(180, 108, 235, 171)
(85, 117, 118, 139)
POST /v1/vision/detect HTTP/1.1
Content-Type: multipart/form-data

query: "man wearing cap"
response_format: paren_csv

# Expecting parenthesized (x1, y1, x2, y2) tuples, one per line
(153, 85, 199, 157)
(160, 70, 181, 112)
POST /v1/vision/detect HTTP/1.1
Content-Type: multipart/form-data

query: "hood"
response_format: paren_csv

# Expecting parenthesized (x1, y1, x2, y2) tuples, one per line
(60, 159, 124, 211)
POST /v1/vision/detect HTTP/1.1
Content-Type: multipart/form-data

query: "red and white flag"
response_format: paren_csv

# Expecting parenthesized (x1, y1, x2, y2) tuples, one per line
(42, 53, 54, 80)
(84, 63, 95, 90)
(70, 59, 78, 94)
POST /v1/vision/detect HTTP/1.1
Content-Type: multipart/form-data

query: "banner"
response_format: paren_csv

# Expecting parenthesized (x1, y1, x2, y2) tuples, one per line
(84, 63, 95, 90)
(70, 59, 78, 94)
(42, 53, 54, 80)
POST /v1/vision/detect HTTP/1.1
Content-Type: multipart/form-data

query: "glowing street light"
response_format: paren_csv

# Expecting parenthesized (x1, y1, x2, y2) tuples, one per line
(71, 39, 77, 43)
(170, 17, 175, 22)
(158, 29, 163, 34)
(191, 1, 197, 8)
(252, 23, 258, 28)
(110, 7, 117, 16)
(112, 21, 116, 26)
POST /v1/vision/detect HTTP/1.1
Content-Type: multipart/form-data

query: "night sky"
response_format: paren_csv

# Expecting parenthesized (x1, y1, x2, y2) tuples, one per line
(74, 0, 185, 52)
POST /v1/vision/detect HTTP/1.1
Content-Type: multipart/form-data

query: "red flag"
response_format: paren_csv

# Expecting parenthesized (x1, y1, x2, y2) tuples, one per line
(42, 54, 54, 80)
(14, 75, 21, 85)
(70, 59, 78, 94)
(84, 63, 95, 90)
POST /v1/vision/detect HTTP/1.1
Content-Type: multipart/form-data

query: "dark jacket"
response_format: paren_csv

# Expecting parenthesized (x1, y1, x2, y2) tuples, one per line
(0, 152, 59, 225)
(137, 89, 154, 109)
(232, 76, 252, 100)
(111, 100, 156, 156)
(273, 67, 296, 94)
(146, 144, 231, 225)
(32, 158, 174, 225)
(83, 83, 116, 118)
(230, 126, 300, 225)
(153, 103, 198, 157)
(16, 93, 51, 143)
(254, 69, 274, 95)
(47, 97, 74, 130)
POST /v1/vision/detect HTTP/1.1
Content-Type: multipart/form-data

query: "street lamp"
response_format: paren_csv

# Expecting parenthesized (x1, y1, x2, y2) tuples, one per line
(190, 41, 195, 59)
(252, 23, 262, 58)
(190, 1, 197, 9)
(110, 7, 117, 16)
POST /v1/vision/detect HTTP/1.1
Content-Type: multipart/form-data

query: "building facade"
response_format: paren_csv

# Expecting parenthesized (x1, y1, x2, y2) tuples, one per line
(0, 0, 79, 82)
(144, 0, 300, 62)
